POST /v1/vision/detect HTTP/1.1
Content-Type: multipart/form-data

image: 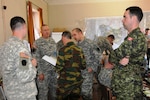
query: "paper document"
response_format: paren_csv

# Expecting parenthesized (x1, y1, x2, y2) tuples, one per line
(42, 55, 57, 66)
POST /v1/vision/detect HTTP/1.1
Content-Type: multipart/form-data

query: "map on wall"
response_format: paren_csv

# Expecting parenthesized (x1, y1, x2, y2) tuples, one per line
(140, 11, 150, 30)
(85, 16, 127, 49)
(84, 12, 150, 49)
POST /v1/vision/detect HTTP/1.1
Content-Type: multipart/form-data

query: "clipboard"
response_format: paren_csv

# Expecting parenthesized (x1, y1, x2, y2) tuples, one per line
(42, 55, 57, 66)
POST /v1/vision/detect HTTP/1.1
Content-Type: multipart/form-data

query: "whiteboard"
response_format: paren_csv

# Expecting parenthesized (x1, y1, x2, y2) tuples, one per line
(51, 32, 62, 43)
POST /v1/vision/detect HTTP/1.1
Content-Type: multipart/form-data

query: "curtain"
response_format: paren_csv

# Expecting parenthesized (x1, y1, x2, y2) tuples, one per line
(38, 8, 43, 27)
(27, 1, 35, 48)
(38, 8, 43, 37)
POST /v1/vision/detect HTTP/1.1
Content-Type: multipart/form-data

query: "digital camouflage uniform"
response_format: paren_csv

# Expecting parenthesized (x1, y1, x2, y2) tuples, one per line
(56, 40, 64, 52)
(109, 28, 147, 100)
(34, 37, 57, 100)
(56, 42, 86, 100)
(0, 36, 37, 100)
(96, 36, 114, 88)
(96, 36, 113, 53)
(77, 38, 101, 99)
(95, 36, 114, 100)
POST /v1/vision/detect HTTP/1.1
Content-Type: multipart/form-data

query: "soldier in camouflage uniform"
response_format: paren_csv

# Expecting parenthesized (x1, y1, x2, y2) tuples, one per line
(96, 35, 115, 99)
(0, 16, 37, 100)
(56, 31, 86, 100)
(72, 28, 101, 100)
(105, 6, 147, 100)
(34, 24, 57, 100)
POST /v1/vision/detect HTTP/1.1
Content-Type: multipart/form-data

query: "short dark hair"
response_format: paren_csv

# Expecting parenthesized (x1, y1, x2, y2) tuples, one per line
(107, 34, 115, 40)
(10, 16, 26, 31)
(126, 6, 143, 22)
(62, 31, 72, 39)
(145, 28, 149, 31)
(72, 28, 83, 33)
(41, 24, 48, 28)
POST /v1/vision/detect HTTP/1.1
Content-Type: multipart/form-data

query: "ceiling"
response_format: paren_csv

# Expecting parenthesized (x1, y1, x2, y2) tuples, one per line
(45, 0, 139, 5)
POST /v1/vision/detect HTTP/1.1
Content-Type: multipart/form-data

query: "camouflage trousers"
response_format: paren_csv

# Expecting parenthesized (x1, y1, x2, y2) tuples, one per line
(81, 70, 93, 100)
(113, 81, 143, 100)
(36, 70, 57, 100)
(56, 86, 81, 100)
(112, 67, 143, 100)
(115, 93, 143, 100)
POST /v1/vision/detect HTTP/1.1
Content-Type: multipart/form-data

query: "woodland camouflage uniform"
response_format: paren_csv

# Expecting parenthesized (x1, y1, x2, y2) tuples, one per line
(56, 42, 86, 100)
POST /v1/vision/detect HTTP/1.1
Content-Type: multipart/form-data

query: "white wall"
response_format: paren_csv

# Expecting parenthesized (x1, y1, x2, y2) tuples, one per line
(0, 0, 49, 46)
(51, 32, 62, 43)
(0, 0, 27, 46)
(0, 0, 4, 46)
(3, 0, 27, 42)
(48, 0, 150, 31)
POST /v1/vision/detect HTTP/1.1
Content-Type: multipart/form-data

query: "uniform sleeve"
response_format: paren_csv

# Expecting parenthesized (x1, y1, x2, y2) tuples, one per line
(80, 50, 86, 70)
(109, 36, 134, 65)
(84, 44, 93, 69)
(90, 42, 102, 72)
(16, 50, 37, 83)
(34, 41, 43, 75)
(109, 33, 146, 66)
(55, 49, 65, 73)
